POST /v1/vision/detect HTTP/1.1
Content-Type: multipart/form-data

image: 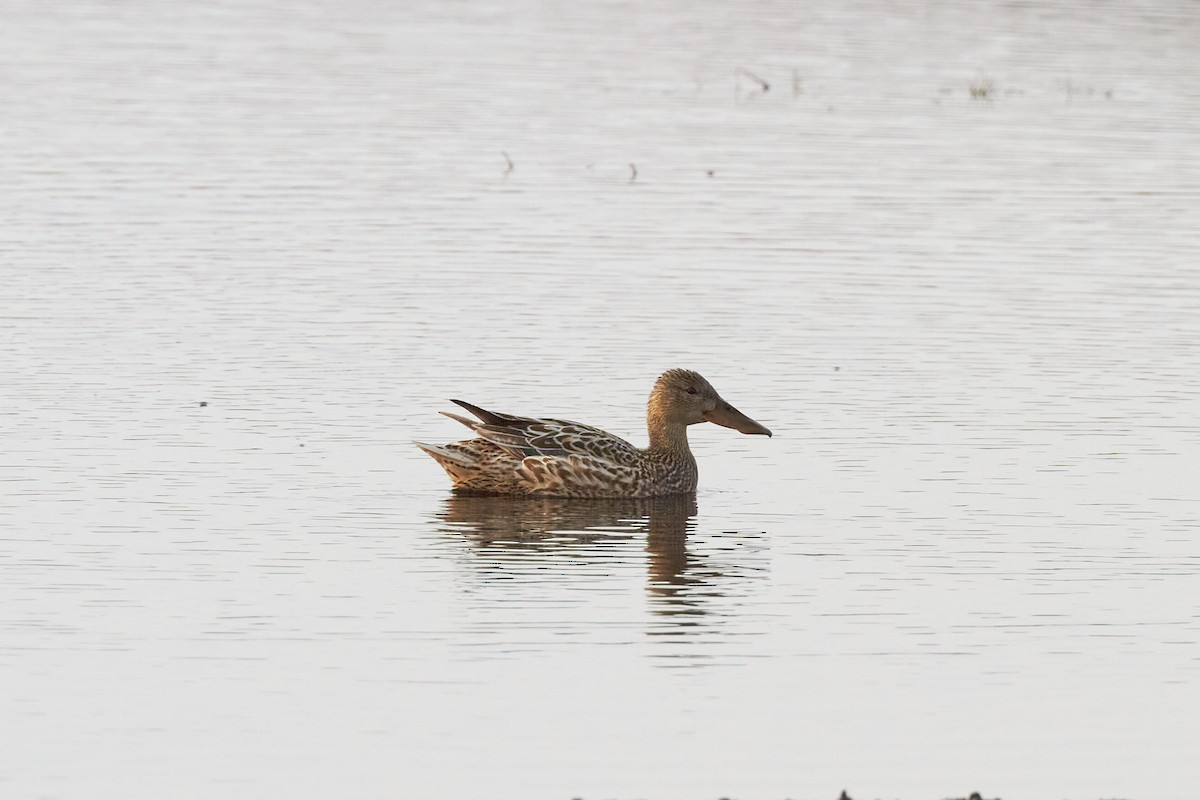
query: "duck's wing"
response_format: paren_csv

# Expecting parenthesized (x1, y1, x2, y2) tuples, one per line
(447, 399, 641, 466)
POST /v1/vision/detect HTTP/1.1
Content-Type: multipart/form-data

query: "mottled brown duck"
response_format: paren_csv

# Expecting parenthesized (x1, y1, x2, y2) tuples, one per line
(416, 369, 772, 498)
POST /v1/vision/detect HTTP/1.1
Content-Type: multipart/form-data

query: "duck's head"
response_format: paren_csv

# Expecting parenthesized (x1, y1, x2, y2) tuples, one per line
(650, 368, 773, 437)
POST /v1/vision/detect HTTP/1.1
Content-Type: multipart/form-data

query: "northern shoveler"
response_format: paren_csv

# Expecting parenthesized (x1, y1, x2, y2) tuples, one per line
(416, 368, 772, 498)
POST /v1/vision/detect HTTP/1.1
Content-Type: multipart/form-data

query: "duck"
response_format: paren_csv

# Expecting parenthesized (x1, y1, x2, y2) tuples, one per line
(415, 368, 772, 498)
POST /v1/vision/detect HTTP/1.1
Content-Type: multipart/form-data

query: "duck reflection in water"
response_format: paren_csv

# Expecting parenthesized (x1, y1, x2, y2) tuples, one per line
(437, 493, 760, 624)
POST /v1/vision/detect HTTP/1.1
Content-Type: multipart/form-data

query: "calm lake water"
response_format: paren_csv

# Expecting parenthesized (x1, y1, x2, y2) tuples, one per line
(3, 1, 1199, 798)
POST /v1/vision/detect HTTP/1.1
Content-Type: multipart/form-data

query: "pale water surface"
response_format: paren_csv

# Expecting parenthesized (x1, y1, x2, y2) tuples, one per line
(2, 1, 1199, 798)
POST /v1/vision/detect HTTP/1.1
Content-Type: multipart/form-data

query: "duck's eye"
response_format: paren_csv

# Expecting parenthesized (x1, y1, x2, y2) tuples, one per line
(686, 387, 697, 395)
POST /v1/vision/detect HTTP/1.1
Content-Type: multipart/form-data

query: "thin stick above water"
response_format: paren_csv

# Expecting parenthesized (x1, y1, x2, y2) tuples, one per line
(736, 67, 770, 92)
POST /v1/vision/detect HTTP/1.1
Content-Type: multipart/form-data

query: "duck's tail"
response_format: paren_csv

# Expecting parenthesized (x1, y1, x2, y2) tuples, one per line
(415, 441, 479, 484)
(438, 411, 478, 429)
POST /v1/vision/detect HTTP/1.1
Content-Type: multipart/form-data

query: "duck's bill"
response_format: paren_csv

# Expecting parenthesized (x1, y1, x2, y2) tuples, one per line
(704, 401, 773, 437)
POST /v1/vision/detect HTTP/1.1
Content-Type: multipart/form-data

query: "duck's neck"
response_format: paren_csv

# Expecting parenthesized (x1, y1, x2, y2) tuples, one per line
(647, 404, 692, 455)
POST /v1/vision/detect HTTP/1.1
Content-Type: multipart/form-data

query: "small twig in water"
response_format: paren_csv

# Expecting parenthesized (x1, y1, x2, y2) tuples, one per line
(969, 76, 995, 100)
(736, 67, 770, 92)
(629, 163, 637, 183)
(502, 151, 514, 175)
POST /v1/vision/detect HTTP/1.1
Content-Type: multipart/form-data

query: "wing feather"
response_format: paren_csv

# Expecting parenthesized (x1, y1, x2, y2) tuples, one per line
(446, 401, 641, 466)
